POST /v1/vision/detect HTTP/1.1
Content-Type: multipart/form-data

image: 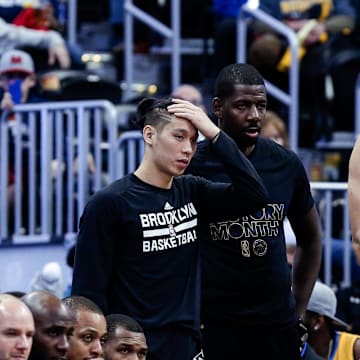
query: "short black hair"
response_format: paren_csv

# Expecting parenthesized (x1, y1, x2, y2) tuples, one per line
(62, 295, 103, 316)
(214, 63, 265, 99)
(4, 291, 26, 298)
(135, 97, 175, 130)
(106, 313, 144, 335)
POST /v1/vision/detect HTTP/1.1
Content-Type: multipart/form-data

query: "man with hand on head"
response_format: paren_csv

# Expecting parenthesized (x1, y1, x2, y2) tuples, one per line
(104, 314, 148, 360)
(71, 97, 268, 359)
(0, 293, 35, 360)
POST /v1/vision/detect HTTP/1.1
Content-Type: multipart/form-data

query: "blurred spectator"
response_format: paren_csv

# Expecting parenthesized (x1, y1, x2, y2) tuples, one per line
(0, 17, 70, 69)
(0, 293, 35, 360)
(0, 49, 38, 110)
(104, 313, 148, 360)
(260, 110, 289, 148)
(303, 281, 360, 359)
(212, 0, 357, 141)
(29, 262, 64, 298)
(171, 84, 208, 140)
(0, 49, 42, 233)
(170, 84, 206, 112)
(249, 0, 357, 137)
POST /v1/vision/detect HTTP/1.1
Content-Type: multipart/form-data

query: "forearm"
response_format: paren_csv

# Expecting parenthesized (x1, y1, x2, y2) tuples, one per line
(325, 15, 355, 34)
(0, 19, 65, 50)
(292, 236, 322, 317)
(211, 132, 269, 211)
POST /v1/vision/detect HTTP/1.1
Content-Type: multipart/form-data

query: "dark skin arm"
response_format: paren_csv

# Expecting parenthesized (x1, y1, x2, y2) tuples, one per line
(353, 338, 360, 359)
(291, 205, 323, 317)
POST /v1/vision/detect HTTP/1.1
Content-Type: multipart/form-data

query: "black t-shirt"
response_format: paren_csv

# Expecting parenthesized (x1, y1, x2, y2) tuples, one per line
(186, 137, 314, 327)
(71, 132, 268, 334)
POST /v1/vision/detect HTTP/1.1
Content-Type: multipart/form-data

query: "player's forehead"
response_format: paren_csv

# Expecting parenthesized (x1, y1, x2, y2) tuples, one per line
(113, 327, 147, 345)
(163, 116, 197, 136)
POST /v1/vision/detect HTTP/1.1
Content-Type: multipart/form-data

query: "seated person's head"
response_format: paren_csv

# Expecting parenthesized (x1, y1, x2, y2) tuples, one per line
(0, 293, 35, 360)
(104, 314, 148, 360)
(21, 291, 74, 360)
(171, 84, 205, 111)
(304, 281, 350, 353)
(0, 49, 36, 104)
(260, 110, 289, 148)
(62, 296, 107, 360)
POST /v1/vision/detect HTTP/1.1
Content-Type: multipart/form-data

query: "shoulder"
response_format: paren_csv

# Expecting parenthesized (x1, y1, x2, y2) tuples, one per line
(253, 137, 301, 168)
(88, 175, 132, 205)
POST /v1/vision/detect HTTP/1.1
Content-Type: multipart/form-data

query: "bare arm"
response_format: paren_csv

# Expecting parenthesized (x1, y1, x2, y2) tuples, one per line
(354, 338, 360, 359)
(291, 205, 323, 317)
(0, 18, 70, 68)
(349, 137, 360, 265)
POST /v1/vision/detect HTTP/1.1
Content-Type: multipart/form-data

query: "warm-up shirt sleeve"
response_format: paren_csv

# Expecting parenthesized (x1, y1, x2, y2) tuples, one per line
(71, 191, 118, 312)
(192, 131, 269, 218)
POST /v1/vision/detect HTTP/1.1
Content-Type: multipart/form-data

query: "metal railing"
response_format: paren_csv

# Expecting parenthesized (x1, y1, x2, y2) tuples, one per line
(1, 122, 355, 287)
(0, 100, 118, 245)
(311, 182, 352, 287)
(124, 0, 181, 100)
(237, 5, 300, 153)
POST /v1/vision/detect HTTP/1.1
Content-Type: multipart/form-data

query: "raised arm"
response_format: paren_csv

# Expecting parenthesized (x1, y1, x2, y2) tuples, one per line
(167, 98, 220, 141)
(349, 137, 360, 265)
(169, 98, 269, 216)
(0, 18, 70, 68)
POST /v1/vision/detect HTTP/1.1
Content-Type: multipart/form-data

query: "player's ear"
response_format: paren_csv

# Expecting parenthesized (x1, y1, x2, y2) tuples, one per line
(143, 125, 155, 145)
(212, 97, 222, 120)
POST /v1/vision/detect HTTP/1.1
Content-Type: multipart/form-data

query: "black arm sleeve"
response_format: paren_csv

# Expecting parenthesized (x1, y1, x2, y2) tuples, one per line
(196, 131, 269, 218)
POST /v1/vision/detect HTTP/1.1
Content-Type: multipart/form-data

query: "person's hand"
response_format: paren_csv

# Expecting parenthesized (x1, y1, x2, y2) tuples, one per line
(48, 44, 71, 69)
(304, 22, 326, 46)
(167, 98, 219, 141)
(1, 91, 14, 111)
(297, 317, 309, 353)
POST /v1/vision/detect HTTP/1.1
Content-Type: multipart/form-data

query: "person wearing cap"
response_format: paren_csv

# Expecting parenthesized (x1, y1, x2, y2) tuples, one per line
(0, 49, 37, 110)
(303, 280, 360, 359)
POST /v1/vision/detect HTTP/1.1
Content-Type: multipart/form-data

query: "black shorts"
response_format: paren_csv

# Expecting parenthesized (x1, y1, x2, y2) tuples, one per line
(145, 327, 201, 360)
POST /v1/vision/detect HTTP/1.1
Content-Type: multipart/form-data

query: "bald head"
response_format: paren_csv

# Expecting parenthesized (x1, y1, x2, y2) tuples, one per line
(0, 294, 34, 360)
(22, 291, 74, 360)
(171, 84, 205, 110)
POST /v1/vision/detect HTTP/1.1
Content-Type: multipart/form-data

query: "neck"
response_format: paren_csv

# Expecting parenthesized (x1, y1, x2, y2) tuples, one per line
(135, 163, 173, 189)
(311, 331, 333, 359)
